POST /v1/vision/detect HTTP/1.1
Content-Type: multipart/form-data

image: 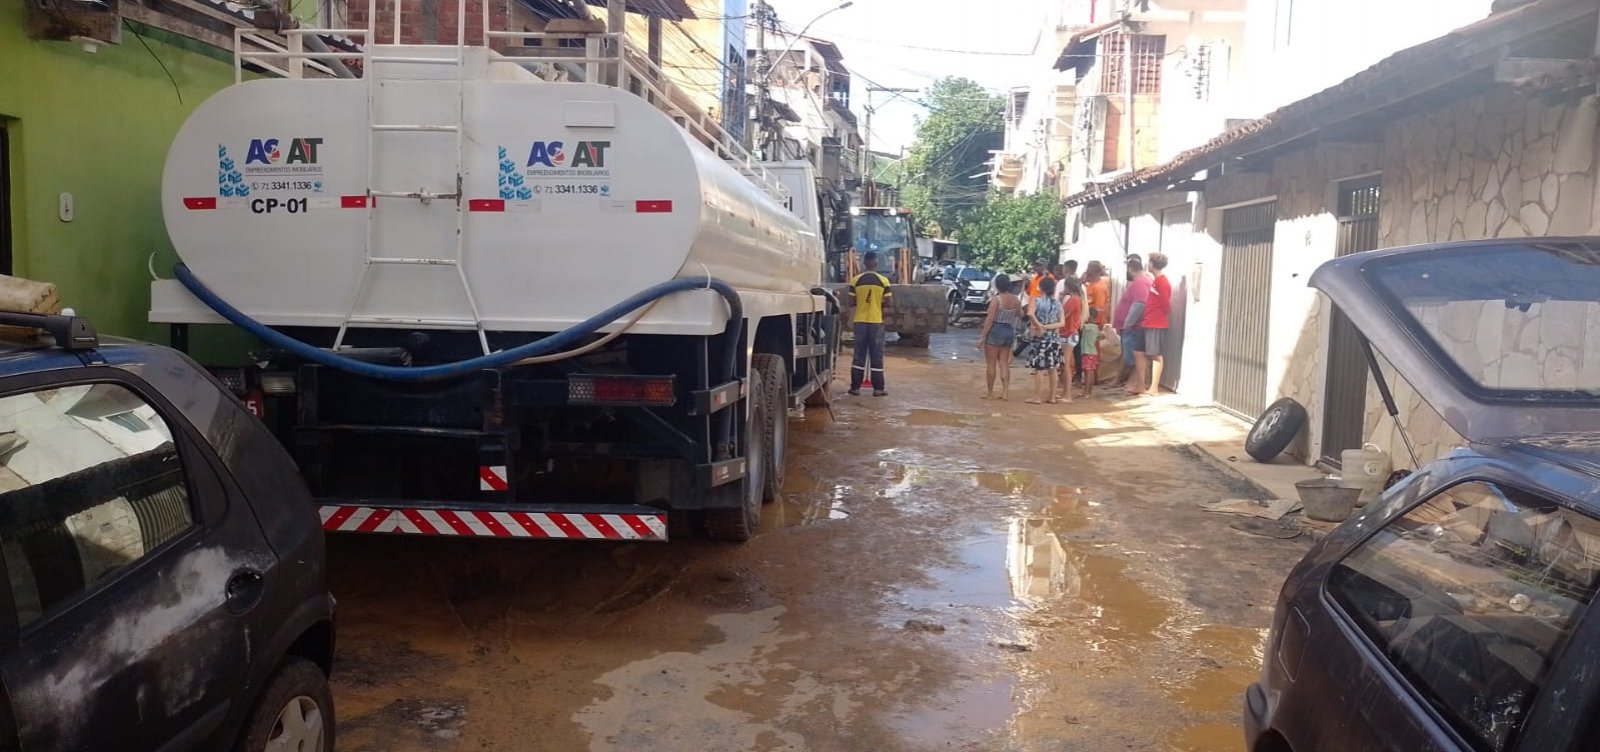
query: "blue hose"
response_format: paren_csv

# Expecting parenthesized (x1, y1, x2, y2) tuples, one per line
(173, 263, 744, 383)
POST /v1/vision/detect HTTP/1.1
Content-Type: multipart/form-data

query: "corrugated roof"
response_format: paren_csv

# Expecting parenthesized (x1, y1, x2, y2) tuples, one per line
(1053, 18, 1123, 71)
(1063, 0, 1593, 208)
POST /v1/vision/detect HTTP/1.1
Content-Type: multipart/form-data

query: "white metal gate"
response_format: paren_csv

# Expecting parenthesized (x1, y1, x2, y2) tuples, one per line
(1214, 201, 1276, 418)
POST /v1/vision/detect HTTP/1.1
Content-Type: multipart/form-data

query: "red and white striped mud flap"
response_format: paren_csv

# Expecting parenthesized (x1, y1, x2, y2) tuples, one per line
(320, 503, 669, 541)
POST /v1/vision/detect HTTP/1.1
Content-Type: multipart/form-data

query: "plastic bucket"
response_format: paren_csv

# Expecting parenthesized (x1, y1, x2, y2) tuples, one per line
(1296, 479, 1361, 522)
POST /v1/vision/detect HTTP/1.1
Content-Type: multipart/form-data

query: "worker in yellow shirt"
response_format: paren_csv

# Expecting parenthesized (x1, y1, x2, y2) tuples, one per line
(848, 251, 892, 396)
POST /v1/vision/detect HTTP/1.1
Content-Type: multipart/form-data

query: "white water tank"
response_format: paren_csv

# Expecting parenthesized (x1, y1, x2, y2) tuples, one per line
(155, 48, 823, 336)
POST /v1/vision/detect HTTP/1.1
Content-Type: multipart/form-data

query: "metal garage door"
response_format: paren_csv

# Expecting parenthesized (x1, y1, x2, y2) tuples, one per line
(1320, 180, 1380, 466)
(1213, 201, 1276, 418)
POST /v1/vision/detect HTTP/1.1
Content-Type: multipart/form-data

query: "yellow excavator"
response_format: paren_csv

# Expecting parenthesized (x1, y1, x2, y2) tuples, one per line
(826, 206, 954, 347)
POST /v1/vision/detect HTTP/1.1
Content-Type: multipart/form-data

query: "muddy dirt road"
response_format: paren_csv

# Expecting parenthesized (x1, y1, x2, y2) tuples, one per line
(330, 330, 1309, 751)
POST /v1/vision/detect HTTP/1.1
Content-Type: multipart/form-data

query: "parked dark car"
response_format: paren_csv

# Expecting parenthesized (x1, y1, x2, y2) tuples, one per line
(1246, 239, 1600, 752)
(0, 311, 335, 751)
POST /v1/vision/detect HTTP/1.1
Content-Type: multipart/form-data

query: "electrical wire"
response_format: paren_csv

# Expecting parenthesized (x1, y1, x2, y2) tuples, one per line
(124, 19, 184, 104)
(807, 29, 1035, 57)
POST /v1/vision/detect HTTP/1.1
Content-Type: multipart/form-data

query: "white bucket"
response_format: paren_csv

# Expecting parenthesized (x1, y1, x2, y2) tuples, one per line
(1339, 443, 1391, 506)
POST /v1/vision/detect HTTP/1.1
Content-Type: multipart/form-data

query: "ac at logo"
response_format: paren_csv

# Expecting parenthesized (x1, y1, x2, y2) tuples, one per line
(527, 140, 609, 168)
(246, 138, 323, 165)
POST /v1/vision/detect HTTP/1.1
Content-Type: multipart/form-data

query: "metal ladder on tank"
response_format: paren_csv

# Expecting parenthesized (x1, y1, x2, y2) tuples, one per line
(333, 0, 492, 356)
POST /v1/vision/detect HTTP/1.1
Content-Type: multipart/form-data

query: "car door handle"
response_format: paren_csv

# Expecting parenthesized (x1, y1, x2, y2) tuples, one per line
(225, 569, 264, 614)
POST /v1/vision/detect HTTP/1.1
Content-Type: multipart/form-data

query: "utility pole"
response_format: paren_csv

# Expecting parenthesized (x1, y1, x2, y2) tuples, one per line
(752, 0, 769, 157)
(861, 85, 916, 205)
(1122, 0, 1135, 173)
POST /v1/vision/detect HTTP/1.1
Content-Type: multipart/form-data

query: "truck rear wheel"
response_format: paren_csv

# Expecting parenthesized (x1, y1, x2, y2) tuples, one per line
(903, 332, 931, 348)
(704, 376, 768, 542)
(751, 353, 788, 502)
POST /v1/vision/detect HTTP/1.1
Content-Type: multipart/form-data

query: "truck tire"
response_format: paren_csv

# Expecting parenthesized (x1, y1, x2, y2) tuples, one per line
(704, 376, 769, 542)
(233, 657, 334, 752)
(1245, 398, 1307, 462)
(903, 332, 931, 348)
(751, 353, 788, 502)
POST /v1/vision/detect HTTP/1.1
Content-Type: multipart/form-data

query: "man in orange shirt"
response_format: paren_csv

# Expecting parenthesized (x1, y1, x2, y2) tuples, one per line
(1024, 259, 1055, 299)
(1082, 260, 1112, 327)
(1080, 261, 1114, 390)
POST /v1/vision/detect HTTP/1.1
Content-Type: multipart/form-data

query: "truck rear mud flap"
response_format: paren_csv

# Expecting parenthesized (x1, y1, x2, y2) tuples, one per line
(320, 500, 669, 541)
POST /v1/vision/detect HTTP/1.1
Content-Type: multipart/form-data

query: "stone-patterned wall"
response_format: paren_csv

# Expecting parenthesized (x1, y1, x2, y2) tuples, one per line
(1381, 89, 1597, 245)
(1264, 144, 1383, 461)
(1367, 89, 1600, 463)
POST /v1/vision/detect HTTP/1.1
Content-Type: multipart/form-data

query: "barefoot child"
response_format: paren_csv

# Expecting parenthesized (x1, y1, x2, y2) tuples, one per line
(1080, 308, 1102, 398)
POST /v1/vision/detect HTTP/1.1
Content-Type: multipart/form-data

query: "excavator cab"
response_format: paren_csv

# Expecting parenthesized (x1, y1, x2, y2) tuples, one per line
(846, 208, 917, 283)
(830, 206, 951, 347)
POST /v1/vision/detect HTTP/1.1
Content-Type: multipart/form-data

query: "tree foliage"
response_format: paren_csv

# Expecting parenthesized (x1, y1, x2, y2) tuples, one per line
(955, 192, 1065, 273)
(897, 78, 1003, 236)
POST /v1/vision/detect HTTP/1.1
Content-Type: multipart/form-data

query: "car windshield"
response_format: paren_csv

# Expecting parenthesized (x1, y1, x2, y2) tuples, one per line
(1364, 242, 1600, 398)
(958, 267, 992, 281)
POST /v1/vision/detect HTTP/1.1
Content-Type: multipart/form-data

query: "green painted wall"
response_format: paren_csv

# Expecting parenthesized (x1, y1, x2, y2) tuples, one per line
(0, 8, 250, 363)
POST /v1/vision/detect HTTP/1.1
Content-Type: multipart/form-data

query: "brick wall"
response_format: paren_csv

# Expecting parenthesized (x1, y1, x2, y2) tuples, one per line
(345, 0, 508, 46)
(1102, 95, 1161, 172)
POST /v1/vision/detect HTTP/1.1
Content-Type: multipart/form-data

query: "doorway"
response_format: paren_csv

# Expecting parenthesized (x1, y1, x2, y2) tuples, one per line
(1213, 201, 1276, 418)
(1320, 178, 1380, 466)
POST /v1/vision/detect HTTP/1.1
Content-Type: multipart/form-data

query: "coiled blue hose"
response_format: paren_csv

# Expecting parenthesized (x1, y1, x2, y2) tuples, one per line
(173, 263, 744, 383)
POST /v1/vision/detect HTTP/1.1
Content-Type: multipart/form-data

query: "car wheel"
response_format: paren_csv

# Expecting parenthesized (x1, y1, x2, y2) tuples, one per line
(947, 294, 964, 326)
(704, 375, 768, 542)
(234, 657, 333, 752)
(751, 353, 788, 503)
(1245, 398, 1307, 462)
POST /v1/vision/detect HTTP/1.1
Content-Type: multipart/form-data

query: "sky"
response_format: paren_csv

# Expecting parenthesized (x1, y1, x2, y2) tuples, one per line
(764, 0, 1049, 153)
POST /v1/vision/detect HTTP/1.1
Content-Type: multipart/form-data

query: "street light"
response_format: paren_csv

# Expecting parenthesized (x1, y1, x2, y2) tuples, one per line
(770, 1, 854, 66)
(754, 1, 854, 160)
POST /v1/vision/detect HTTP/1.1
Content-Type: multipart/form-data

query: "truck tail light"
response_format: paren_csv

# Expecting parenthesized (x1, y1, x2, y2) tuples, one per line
(568, 375, 676, 407)
(259, 371, 298, 395)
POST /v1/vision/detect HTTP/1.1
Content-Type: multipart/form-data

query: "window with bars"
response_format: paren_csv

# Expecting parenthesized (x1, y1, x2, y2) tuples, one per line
(1338, 179, 1381, 219)
(1100, 33, 1166, 95)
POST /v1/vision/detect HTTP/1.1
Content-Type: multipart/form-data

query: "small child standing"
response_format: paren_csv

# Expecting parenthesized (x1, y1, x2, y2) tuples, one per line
(1080, 308, 1102, 398)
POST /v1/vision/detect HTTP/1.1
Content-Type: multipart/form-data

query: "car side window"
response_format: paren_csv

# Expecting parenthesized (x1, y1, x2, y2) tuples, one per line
(1327, 481, 1599, 752)
(0, 383, 196, 627)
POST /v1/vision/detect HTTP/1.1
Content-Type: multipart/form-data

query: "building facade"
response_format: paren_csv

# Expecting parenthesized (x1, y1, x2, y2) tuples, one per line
(753, 32, 863, 198)
(1, 0, 334, 360)
(1064, 0, 1593, 472)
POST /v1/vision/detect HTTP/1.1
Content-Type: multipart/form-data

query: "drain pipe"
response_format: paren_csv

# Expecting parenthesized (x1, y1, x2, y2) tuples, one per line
(303, 34, 357, 79)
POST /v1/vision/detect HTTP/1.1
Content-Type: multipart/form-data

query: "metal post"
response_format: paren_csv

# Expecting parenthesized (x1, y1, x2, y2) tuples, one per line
(606, 0, 626, 87)
(288, 31, 304, 78)
(647, 14, 662, 68)
(861, 93, 873, 205)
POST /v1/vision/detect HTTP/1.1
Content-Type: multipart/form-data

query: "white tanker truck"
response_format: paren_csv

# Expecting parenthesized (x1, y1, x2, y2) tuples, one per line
(149, 15, 839, 542)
